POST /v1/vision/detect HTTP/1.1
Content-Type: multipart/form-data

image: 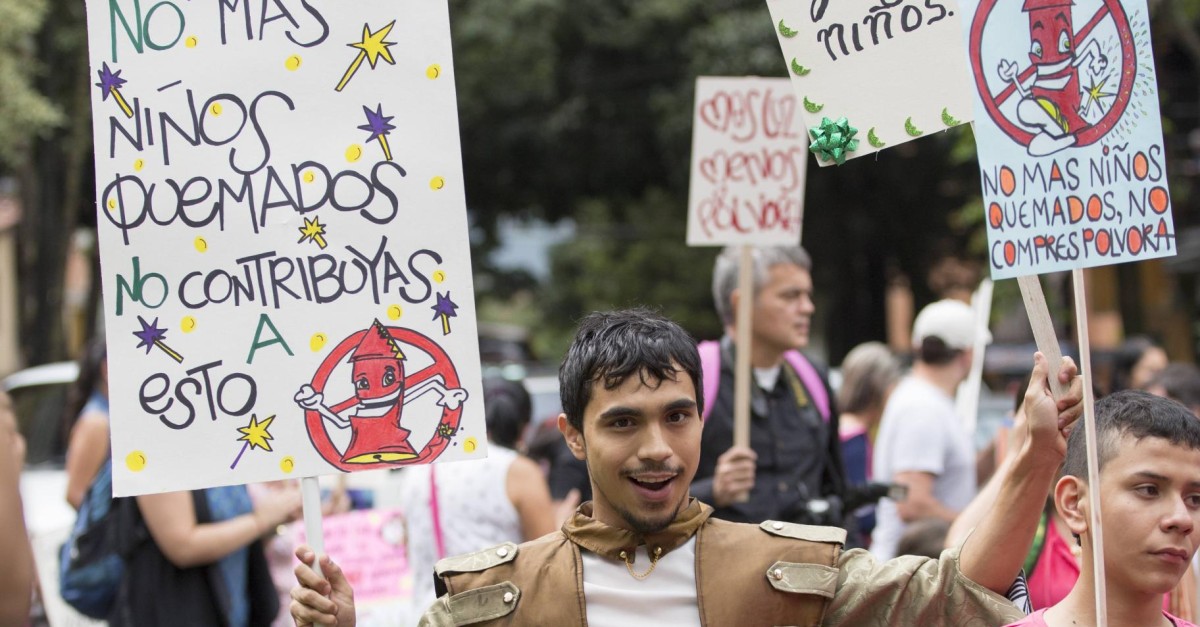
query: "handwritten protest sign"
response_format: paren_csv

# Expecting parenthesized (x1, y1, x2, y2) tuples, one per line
(85, 0, 486, 496)
(686, 77, 808, 246)
(293, 508, 411, 625)
(961, 0, 1176, 279)
(765, 0, 974, 165)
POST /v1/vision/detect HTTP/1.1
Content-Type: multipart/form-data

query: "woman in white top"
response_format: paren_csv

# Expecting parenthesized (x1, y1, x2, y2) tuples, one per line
(396, 378, 563, 619)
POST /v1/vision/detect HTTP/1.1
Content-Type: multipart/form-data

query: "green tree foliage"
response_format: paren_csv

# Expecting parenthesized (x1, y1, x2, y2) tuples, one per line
(0, 0, 62, 167)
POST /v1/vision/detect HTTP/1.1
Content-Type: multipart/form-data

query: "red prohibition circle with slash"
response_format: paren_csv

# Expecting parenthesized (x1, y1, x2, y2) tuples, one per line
(304, 325, 464, 472)
(969, 0, 1136, 148)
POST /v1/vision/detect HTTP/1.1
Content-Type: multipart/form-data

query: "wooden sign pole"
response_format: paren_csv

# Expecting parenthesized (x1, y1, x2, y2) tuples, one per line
(1017, 273, 1106, 626)
(733, 245, 754, 452)
(1072, 268, 1108, 627)
(301, 476, 334, 626)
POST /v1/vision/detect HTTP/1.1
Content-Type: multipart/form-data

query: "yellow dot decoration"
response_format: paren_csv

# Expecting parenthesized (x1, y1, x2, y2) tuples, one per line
(107, 198, 117, 211)
(302, 171, 316, 183)
(426, 64, 441, 79)
(387, 304, 403, 320)
(280, 456, 295, 474)
(133, 159, 145, 172)
(285, 55, 302, 71)
(181, 316, 197, 333)
(430, 176, 445, 190)
(194, 237, 208, 253)
(345, 145, 363, 163)
(185, 36, 198, 48)
(126, 451, 147, 472)
(210, 102, 223, 116)
(433, 270, 446, 284)
(463, 437, 478, 453)
(310, 333, 327, 352)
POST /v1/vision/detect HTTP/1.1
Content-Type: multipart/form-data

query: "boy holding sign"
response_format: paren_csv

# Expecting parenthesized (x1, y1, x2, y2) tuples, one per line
(1005, 390, 1200, 627)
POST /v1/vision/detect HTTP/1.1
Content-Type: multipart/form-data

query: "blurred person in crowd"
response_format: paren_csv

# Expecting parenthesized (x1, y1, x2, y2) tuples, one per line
(693, 246, 850, 531)
(0, 390, 34, 626)
(526, 422, 592, 505)
(1109, 334, 1168, 394)
(837, 341, 902, 544)
(872, 299, 983, 560)
(291, 308, 1086, 626)
(394, 377, 573, 619)
(1004, 391, 1200, 627)
(896, 518, 950, 560)
(111, 483, 301, 625)
(1146, 363, 1200, 416)
(64, 339, 109, 510)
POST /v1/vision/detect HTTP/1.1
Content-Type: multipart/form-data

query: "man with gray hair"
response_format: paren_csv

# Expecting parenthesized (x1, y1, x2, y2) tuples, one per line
(691, 245, 851, 532)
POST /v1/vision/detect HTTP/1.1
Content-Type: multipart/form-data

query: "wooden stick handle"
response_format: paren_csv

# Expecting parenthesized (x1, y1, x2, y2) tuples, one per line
(1016, 274, 1071, 400)
(1072, 268, 1108, 627)
(733, 245, 754, 450)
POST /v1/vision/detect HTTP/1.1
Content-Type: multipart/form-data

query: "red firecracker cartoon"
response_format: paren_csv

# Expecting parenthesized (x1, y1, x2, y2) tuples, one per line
(294, 319, 467, 465)
(997, 0, 1108, 156)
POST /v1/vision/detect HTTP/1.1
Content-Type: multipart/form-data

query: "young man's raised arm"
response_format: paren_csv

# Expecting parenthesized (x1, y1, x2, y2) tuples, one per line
(959, 353, 1083, 594)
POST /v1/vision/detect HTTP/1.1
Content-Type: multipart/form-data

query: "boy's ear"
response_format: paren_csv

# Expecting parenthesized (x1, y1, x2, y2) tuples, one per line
(558, 414, 586, 461)
(1055, 475, 1090, 536)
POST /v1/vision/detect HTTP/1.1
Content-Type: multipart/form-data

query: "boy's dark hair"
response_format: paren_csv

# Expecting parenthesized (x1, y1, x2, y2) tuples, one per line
(559, 309, 702, 433)
(1062, 389, 1200, 481)
(482, 377, 532, 450)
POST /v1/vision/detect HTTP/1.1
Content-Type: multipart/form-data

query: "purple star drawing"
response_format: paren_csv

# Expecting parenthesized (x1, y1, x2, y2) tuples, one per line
(430, 292, 459, 336)
(357, 104, 396, 161)
(95, 63, 134, 118)
(132, 316, 184, 363)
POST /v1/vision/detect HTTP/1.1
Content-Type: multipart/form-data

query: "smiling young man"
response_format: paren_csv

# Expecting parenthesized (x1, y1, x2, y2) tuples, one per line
(1006, 390, 1200, 627)
(291, 309, 1086, 626)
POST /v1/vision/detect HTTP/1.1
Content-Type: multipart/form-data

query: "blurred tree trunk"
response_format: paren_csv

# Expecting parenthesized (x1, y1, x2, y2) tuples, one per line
(14, 0, 91, 366)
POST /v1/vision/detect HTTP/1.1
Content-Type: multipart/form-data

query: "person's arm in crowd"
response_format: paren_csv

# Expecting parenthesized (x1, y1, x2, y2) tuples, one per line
(507, 454, 558, 540)
(691, 446, 757, 508)
(946, 407, 1030, 547)
(957, 353, 1082, 594)
(0, 394, 33, 627)
(892, 470, 961, 523)
(137, 485, 300, 568)
(64, 412, 109, 510)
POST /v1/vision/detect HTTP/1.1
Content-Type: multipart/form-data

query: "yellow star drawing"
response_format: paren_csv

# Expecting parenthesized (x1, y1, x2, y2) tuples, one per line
(238, 414, 276, 452)
(1081, 78, 1115, 116)
(335, 21, 397, 92)
(298, 216, 328, 249)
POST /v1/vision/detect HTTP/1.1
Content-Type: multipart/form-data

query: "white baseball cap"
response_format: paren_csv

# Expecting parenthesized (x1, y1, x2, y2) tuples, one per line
(912, 299, 991, 350)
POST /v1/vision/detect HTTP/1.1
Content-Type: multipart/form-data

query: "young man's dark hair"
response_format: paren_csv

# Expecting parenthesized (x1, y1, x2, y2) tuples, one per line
(558, 308, 703, 432)
(1061, 389, 1200, 480)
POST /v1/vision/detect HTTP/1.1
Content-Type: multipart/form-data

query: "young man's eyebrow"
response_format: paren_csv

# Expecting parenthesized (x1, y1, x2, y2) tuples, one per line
(1130, 470, 1171, 482)
(664, 398, 698, 412)
(598, 406, 643, 421)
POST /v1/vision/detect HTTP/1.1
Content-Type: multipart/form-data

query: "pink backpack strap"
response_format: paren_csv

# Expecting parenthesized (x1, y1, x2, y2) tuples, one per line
(698, 340, 721, 421)
(429, 465, 446, 560)
(784, 350, 830, 422)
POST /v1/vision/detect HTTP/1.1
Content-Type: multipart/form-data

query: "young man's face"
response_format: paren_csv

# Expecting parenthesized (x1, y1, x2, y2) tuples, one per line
(750, 263, 814, 355)
(560, 367, 701, 534)
(1082, 435, 1200, 595)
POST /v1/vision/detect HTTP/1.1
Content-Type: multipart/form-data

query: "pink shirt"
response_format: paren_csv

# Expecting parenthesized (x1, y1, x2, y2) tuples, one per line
(1006, 609, 1198, 626)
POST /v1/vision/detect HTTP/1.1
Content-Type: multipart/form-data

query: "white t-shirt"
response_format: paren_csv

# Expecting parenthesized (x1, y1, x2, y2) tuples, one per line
(870, 376, 976, 561)
(581, 536, 701, 627)
(394, 446, 523, 620)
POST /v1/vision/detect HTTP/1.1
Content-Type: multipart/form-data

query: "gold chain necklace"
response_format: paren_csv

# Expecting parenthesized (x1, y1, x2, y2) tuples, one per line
(619, 546, 663, 580)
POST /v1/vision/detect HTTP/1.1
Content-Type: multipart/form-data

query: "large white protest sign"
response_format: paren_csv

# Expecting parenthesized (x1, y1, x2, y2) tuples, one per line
(86, 0, 486, 496)
(765, 0, 974, 166)
(960, 0, 1176, 279)
(686, 77, 808, 246)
